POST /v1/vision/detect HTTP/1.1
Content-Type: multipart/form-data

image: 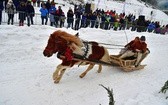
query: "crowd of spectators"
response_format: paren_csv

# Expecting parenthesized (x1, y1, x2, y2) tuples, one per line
(0, 0, 168, 35)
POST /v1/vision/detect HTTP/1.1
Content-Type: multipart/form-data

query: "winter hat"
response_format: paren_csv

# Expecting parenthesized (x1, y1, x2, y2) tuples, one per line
(140, 36, 146, 41)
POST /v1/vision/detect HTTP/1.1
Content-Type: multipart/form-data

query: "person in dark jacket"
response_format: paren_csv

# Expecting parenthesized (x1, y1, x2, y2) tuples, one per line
(45, 0, 51, 14)
(80, 13, 87, 28)
(67, 7, 74, 28)
(37, 0, 40, 7)
(74, 8, 81, 30)
(0, 0, 4, 25)
(90, 12, 97, 28)
(26, 1, 35, 26)
(12, 0, 19, 10)
(17, 2, 27, 26)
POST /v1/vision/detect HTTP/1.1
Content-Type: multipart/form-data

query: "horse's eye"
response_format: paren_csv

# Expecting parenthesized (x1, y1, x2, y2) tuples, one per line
(55, 40, 61, 44)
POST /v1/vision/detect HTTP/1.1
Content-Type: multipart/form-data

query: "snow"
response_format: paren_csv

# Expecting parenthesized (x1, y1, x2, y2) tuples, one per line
(0, 0, 168, 105)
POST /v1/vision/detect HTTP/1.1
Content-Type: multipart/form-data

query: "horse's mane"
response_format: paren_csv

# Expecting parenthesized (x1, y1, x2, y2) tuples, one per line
(52, 30, 83, 47)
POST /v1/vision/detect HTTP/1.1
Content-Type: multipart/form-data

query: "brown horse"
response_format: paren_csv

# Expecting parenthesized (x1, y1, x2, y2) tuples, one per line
(43, 30, 111, 83)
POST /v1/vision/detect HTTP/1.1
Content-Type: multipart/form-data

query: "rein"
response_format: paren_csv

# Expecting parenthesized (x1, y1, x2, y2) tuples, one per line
(98, 42, 124, 47)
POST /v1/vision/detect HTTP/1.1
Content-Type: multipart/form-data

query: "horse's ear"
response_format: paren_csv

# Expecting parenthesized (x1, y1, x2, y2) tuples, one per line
(50, 34, 54, 38)
(75, 32, 79, 37)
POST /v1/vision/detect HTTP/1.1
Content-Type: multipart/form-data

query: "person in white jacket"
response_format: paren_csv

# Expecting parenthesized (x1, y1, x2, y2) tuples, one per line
(6, 0, 16, 25)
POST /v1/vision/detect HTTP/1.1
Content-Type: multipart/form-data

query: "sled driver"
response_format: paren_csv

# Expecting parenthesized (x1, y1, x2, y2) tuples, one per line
(119, 36, 140, 55)
(119, 36, 150, 67)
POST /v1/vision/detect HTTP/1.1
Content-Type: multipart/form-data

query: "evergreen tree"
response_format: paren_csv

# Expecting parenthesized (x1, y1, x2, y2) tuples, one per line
(99, 84, 115, 105)
(159, 80, 168, 99)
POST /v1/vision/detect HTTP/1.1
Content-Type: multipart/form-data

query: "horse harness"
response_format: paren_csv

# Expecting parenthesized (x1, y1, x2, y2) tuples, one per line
(82, 41, 89, 59)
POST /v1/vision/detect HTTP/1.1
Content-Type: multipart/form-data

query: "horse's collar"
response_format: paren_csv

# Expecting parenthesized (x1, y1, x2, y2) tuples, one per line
(82, 42, 89, 59)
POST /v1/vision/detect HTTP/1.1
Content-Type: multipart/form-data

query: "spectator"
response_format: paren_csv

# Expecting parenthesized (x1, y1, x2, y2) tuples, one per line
(80, 13, 87, 28)
(12, 0, 19, 10)
(32, 0, 36, 6)
(54, 6, 62, 27)
(37, 0, 40, 7)
(40, 1, 45, 7)
(114, 19, 119, 31)
(0, 0, 4, 25)
(4, 0, 8, 10)
(147, 22, 155, 32)
(160, 25, 168, 35)
(6, 0, 16, 25)
(104, 14, 111, 30)
(100, 14, 105, 29)
(85, 13, 91, 27)
(57, 6, 63, 27)
(17, 2, 27, 26)
(39, 4, 48, 25)
(109, 14, 115, 29)
(45, 0, 51, 14)
(60, 11, 66, 28)
(67, 7, 74, 28)
(95, 14, 101, 28)
(49, 2, 56, 26)
(154, 22, 161, 34)
(74, 8, 81, 30)
(26, 1, 35, 26)
(90, 12, 97, 28)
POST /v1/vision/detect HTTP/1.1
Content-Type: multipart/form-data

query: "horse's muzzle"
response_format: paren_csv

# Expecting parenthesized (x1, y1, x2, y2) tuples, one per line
(43, 50, 52, 57)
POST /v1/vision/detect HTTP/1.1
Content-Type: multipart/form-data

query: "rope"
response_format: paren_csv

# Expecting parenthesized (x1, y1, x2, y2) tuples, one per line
(105, 47, 123, 49)
(124, 30, 128, 44)
(98, 42, 124, 47)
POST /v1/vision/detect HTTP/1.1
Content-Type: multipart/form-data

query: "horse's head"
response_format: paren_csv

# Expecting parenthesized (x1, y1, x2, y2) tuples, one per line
(43, 30, 83, 57)
(43, 33, 68, 57)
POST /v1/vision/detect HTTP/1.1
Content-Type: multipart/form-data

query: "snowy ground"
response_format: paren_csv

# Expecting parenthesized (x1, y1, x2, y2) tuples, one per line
(0, 0, 168, 105)
(0, 25, 168, 105)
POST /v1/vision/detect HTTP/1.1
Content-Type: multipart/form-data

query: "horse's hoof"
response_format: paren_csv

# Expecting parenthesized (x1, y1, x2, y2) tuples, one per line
(79, 75, 83, 78)
(54, 80, 59, 84)
(97, 71, 101, 73)
(79, 74, 85, 78)
(53, 76, 57, 80)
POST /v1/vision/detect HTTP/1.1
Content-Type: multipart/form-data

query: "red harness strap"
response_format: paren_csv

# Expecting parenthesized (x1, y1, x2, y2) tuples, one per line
(65, 47, 73, 61)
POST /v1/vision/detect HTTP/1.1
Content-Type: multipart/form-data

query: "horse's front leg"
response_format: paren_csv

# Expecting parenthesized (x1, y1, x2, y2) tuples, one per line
(97, 64, 102, 73)
(53, 64, 66, 83)
(80, 63, 95, 78)
(54, 69, 66, 83)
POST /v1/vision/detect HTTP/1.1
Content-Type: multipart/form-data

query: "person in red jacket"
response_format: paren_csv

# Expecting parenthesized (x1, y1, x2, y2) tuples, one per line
(119, 36, 140, 55)
(119, 36, 149, 67)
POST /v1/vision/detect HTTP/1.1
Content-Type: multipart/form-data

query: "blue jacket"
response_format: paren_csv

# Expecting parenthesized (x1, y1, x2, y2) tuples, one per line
(147, 23, 156, 30)
(40, 8, 48, 16)
(49, 6, 56, 15)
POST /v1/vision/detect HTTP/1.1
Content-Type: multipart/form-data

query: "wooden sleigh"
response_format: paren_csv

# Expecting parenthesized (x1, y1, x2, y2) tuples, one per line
(110, 54, 147, 71)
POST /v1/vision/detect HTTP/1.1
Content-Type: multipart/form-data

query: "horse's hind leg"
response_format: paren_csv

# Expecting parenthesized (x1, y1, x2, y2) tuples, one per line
(80, 64, 95, 78)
